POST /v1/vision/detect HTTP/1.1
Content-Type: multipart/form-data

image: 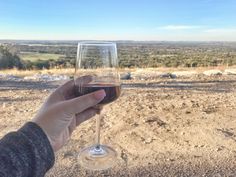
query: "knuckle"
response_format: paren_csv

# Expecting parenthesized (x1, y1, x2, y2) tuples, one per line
(82, 93, 98, 106)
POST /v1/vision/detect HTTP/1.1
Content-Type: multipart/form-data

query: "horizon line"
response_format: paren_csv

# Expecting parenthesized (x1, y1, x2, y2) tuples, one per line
(1, 39, 236, 43)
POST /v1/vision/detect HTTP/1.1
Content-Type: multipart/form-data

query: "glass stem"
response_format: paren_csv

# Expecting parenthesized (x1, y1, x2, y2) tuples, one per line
(95, 113, 101, 149)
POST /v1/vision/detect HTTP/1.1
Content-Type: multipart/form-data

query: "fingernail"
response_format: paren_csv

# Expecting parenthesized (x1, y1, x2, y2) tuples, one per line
(94, 90, 106, 100)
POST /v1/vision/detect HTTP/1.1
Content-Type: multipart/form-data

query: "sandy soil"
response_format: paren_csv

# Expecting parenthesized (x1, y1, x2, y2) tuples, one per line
(1, 74, 236, 177)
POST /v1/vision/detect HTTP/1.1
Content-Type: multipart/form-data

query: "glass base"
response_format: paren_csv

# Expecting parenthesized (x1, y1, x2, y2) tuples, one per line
(78, 145, 117, 170)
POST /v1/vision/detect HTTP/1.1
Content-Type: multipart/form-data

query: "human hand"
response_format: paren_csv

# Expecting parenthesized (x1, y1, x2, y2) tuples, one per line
(32, 76, 105, 152)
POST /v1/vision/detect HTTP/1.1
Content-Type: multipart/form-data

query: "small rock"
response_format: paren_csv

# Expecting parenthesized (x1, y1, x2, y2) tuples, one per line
(144, 138, 153, 144)
(144, 116, 166, 126)
(193, 155, 202, 158)
(120, 72, 131, 80)
(180, 131, 185, 135)
(131, 123, 139, 127)
(185, 110, 191, 114)
(224, 69, 236, 75)
(217, 128, 234, 137)
(160, 73, 177, 79)
(203, 107, 216, 114)
(160, 73, 170, 78)
(216, 146, 224, 152)
(167, 158, 175, 162)
(203, 70, 222, 76)
(170, 73, 177, 79)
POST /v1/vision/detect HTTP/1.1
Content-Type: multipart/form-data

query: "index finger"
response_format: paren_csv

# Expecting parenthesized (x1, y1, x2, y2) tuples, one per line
(56, 76, 92, 99)
(60, 89, 106, 115)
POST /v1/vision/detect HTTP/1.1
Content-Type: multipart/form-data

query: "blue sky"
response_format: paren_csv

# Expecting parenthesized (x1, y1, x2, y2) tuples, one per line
(0, 0, 236, 41)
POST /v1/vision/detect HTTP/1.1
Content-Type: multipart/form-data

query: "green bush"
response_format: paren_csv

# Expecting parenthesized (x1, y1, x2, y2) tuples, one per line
(32, 60, 50, 69)
(0, 46, 24, 69)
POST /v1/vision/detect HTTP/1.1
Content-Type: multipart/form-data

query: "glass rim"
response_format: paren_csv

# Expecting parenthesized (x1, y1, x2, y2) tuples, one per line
(78, 41, 116, 46)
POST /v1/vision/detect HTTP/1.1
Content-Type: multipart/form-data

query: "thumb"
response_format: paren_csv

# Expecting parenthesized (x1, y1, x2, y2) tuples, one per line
(59, 89, 106, 116)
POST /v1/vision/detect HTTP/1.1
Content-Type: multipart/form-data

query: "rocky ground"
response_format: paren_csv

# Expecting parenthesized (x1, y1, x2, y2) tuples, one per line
(1, 71, 236, 177)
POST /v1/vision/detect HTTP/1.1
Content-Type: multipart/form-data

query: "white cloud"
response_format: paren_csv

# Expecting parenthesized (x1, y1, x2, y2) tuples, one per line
(158, 25, 202, 30)
(204, 28, 236, 33)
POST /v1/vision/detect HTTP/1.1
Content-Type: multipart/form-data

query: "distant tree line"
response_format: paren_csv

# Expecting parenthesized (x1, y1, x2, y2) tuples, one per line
(0, 46, 75, 69)
(117, 43, 236, 68)
(23, 57, 75, 70)
(1, 42, 236, 70)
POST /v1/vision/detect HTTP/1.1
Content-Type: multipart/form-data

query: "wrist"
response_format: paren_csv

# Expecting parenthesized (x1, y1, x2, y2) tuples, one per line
(32, 120, 56, 151)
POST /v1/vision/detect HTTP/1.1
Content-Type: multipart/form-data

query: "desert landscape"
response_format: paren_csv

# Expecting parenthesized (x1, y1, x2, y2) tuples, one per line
(1, 68, 236, 177)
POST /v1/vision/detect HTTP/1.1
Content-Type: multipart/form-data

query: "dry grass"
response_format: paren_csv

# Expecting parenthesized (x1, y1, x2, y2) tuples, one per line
(0, 68, 75, 77)
(1, 66, 236, 77)
(19, 53, 65, 61)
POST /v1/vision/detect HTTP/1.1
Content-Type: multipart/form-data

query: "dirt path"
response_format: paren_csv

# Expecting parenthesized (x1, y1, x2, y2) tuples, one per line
(1, 76, 236, 177)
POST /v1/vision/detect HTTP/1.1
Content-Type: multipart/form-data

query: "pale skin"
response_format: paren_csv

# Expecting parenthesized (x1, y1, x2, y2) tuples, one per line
(33, 76, 105, 152)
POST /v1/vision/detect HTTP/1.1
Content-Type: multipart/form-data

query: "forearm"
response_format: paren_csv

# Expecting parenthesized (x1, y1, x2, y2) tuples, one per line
(0, 122, 55, 177)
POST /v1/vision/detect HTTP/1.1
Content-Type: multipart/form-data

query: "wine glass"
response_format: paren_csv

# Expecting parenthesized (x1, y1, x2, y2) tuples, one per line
(74, 42, 121, 170)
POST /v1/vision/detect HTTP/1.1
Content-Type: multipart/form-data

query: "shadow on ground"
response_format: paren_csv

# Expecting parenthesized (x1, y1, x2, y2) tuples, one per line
(1, 78, 236, 93)
(0, 79, 58, 91)
(48, 160, 236, 177)
(123, 79, 236, 93)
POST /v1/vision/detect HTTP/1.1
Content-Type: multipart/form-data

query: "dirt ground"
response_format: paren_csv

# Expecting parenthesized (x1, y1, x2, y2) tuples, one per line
(1, 74, 236, 177)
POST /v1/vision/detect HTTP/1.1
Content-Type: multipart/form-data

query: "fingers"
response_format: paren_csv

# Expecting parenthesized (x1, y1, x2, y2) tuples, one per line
(61, 89, 106, 115)
(75, 108, 98, 126)
(55, 76, 92, 99)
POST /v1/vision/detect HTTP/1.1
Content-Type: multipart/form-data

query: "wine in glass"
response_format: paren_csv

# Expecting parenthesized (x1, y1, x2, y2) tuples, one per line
(74, 42, 121, 170)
